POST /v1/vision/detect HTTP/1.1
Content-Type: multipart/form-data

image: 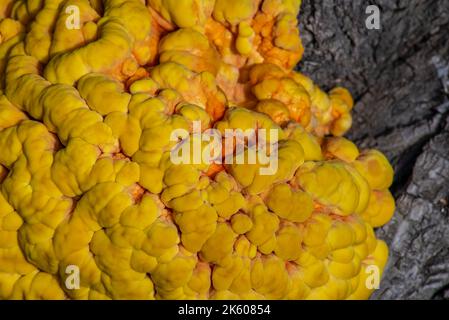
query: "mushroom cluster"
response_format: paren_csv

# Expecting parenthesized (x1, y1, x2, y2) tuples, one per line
(0, 0, 394, 299)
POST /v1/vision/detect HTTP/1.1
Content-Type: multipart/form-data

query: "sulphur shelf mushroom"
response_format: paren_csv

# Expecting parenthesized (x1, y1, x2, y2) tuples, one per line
(0, 0, 394, 300)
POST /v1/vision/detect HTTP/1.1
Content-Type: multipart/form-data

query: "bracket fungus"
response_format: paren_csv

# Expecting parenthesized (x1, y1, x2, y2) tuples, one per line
(0, 0, 394, 300)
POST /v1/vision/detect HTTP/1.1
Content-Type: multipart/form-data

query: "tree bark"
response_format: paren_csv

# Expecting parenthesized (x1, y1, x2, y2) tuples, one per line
(298, 0, 449, 299)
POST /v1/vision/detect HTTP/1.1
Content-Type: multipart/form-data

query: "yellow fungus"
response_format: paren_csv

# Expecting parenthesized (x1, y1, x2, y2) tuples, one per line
(0, 0, 394, 300)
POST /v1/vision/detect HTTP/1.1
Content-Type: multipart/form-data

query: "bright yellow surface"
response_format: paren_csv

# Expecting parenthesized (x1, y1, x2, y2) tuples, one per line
(0, 0, 394, 299)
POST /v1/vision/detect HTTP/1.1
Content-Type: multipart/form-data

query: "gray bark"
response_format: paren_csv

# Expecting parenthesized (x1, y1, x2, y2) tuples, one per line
(298, 0, 449, 299)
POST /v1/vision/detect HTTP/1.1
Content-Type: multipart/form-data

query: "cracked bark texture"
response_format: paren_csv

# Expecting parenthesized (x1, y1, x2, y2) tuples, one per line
(297, 0, 449, 299)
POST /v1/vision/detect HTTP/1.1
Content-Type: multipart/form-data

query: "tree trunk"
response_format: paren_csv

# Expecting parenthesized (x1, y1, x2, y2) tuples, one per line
(298, 0, 449, 299)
